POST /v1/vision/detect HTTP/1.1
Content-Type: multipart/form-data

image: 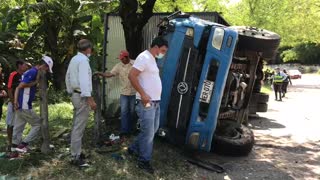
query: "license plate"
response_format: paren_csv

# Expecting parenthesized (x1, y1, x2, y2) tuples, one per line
(200, 80, 214, 103)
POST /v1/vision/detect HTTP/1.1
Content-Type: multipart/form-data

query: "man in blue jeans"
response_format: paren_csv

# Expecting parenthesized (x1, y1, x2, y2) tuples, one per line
(95, 50, 136, 137)
(128, 37, 168, 174)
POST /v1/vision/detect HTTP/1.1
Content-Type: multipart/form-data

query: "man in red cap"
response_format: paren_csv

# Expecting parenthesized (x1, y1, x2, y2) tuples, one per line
(95, 50, 136, 137)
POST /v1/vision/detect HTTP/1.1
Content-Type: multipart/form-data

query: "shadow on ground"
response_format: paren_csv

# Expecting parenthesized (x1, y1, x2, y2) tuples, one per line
(249, 116, 286, 130)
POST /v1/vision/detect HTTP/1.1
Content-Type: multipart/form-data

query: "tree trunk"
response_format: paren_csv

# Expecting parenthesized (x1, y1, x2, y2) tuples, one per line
(119, 0, 157, 58)
(52, 62, 66, 90)
(93, 75, 103, 145)
(39, 70, 51, 154)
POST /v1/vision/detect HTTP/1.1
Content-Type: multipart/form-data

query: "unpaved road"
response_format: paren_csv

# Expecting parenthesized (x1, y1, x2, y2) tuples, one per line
(194, 74, 320, 180)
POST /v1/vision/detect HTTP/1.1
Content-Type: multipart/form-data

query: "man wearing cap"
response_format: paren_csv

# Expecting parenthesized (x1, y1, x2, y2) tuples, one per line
(12, 55, 53, 153)
(6, 60, 29, 152)
(95, 50, 136, 137)
(65, 39, 96, 167)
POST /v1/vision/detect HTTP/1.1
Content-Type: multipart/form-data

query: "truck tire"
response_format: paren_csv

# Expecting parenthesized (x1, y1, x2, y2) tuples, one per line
(251, 93, 269, 104)
(230, 26, 280, 55)
(256, 103, 268, 112)
(212, 120, 254, 156)
(249, 105, 257, 114)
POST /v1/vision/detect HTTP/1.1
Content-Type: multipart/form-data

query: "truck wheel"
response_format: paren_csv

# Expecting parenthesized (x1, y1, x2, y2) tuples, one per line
(256, 103, 268, 112)
(212, 120, 254, 156)
(249, 105, 257, 114)
(251, 93, 269, 104)
(230, 26, 280, 55)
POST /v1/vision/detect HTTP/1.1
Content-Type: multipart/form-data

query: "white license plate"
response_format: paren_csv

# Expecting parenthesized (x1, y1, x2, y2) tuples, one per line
(200, 80, 214, 103)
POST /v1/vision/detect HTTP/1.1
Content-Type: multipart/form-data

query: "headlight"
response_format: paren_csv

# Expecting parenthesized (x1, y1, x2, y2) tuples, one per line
(212, 28, 225, 50)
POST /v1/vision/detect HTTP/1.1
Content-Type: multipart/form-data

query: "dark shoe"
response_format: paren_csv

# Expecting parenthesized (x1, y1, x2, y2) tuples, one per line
(9, 152, 20, 159)
(138, 161, 154, 174)
(120, 133, 130, 139)
(80, 153, 87, 159)
(71, 158, 90, 167)
(127, 148, 138, 158)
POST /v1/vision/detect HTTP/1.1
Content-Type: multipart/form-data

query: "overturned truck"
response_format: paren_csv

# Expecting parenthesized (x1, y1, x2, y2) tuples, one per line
(154, 12, 280, 156)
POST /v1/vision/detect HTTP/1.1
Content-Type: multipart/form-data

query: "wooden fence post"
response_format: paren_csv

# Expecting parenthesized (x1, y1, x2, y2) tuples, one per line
(39, 70, 51, 154)
(93, 75, 102, 145)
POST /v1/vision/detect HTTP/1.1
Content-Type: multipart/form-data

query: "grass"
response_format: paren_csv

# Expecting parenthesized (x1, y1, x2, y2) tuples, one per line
(0, 102, 196, 179)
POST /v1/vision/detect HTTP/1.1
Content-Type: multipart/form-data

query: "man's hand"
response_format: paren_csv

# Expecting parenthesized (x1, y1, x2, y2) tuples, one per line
(93, 72, 104, 76)
(93, 72, 114, 78)
(0, 90, 7, 98)
(87, 97, 97, 110)
(141, 93, 151, 106)
(14, 101, 19, 110)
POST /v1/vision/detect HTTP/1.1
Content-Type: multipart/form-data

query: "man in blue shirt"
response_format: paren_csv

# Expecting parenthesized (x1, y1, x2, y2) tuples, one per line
(12, 56, 53, 153)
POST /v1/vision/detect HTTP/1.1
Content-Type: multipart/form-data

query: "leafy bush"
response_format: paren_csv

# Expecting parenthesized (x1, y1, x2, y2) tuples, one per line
(47, 87, 70, 104)
(280, 42, 320, 64)
(281, 49, 298, 62)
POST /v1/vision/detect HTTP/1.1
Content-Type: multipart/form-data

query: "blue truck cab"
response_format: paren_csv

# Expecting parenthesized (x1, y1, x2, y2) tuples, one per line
(157, 15, 238, 152)
(156, 12, 280, 155)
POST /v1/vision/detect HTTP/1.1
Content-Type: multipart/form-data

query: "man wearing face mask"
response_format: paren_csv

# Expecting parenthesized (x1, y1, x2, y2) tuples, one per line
(65, 39, 97, 167)
(95, 50, 136, 138)
(127, 36, 168, 174)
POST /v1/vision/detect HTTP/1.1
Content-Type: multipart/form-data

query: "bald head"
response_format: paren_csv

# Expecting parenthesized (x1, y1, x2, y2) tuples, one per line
(77, 39, 93, 57)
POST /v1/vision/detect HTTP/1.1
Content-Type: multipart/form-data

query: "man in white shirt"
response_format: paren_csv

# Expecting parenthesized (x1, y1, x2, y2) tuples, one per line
(128, 37, 168, 174)
(65, 39, 97, 167)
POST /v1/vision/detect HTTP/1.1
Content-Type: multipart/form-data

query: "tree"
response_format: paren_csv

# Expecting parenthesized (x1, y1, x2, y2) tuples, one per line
(0, 0, 117, 89)
(119, 0, 157, 59)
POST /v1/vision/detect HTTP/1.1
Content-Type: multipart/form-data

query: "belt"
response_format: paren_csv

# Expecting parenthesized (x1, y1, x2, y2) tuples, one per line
(137, 100, 160, 103)
(73, 90, 81, 94)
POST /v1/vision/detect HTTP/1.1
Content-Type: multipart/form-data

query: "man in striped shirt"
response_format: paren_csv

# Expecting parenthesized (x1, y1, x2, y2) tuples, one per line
(12, 56, 53, 153)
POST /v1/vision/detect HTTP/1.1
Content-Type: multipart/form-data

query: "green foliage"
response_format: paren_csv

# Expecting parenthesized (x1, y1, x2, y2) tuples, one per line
(281, 49, 298, 63)
(0, 0, 117, 89)
(294, 43, 320, 64)
(223, 0, 320, 47)
(280, 42, 320, 64)
(47, 87, 70, 104)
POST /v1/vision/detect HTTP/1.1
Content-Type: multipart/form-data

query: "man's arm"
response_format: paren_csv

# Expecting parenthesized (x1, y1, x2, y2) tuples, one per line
(128, 68, 150, 105)
(94, 72, 115, 78)
(65, 67, 72, 94)
(94, 64, 119, 78)
(14, 82, 37, 108)
(79, 60, 97, 110)
(8, 88, 14, 102)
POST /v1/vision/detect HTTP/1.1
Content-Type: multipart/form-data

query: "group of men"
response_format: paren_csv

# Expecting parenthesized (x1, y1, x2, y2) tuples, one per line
(65, 37, 168, 173)
(0, 36, 167, 174)
(2, 57, 53, 157)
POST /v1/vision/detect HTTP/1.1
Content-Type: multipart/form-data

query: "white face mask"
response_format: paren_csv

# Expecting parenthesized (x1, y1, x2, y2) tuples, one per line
(87, 54, 91, 58)
(156, 53, 165, 59)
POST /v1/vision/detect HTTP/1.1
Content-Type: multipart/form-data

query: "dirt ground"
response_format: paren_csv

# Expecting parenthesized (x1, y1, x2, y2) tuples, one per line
(192, 74, 320, 180)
